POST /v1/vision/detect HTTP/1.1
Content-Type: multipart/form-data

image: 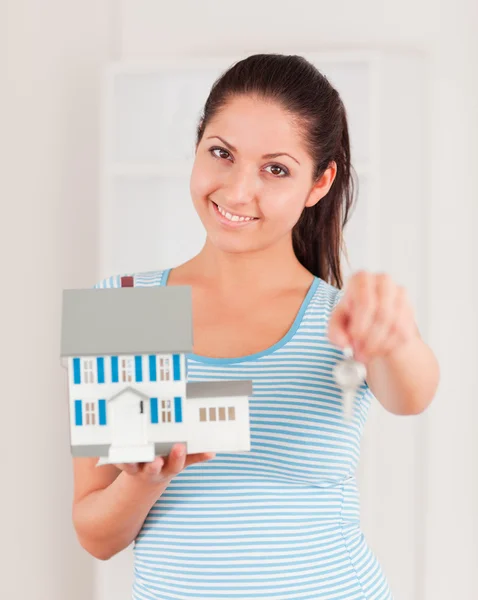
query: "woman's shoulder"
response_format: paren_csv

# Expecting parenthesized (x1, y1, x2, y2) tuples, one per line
(308, 276, 344, 317)
(93, 267, 170, 289)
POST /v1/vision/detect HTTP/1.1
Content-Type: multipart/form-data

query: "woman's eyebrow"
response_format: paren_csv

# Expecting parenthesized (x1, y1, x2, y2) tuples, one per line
(206, 135, 300, 165)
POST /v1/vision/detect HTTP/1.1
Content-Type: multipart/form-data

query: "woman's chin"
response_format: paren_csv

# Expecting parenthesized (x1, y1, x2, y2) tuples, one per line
(206, 234, 255, 254)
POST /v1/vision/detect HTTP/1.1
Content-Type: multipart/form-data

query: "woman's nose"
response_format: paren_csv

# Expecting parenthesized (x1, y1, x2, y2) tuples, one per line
(222, 167, 257, 206)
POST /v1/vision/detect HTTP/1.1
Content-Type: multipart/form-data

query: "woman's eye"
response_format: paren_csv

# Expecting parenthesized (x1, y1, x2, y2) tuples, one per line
(209, 147, 289, 177)
(265, 164, 289, 177)
(210, 147, 231, 161)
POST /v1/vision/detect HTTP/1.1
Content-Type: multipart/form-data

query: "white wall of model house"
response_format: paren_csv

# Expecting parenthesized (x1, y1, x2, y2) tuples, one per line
(68, 353, 186, 446)
(67, 354, 250, 455)
(185, 399, 250, 455)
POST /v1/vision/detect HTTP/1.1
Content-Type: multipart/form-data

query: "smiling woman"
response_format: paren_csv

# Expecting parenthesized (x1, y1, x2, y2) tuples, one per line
(72, 53, 438, 600)
(189, 90, 341, 267)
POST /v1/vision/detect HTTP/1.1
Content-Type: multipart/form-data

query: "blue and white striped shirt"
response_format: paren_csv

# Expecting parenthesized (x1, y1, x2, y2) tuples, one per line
(96, 268, 393, 600)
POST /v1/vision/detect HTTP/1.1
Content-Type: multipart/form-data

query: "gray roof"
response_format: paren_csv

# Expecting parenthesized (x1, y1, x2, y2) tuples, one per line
(61, 286, 193, 356)
(186, 380, 252, 399)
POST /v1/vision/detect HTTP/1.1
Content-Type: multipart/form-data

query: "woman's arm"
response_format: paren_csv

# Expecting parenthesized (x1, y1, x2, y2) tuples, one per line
(365, 334, 440, 415)
(72, 459, 169, 560)
(72, 445, 215, 560)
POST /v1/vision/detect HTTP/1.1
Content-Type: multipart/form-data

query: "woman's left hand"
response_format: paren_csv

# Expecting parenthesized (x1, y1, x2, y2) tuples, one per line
(328, 271, 420, 365)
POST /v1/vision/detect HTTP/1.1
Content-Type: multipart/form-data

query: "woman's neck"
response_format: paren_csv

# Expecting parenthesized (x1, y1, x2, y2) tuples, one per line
(184, 236, 313, 295)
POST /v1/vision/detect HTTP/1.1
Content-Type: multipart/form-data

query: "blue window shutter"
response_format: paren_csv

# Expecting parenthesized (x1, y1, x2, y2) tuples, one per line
(97, 357, 105, 383)
(174, 397, 182, 423)
(73, 358, 81, 384)
(74, 400, 83, 425)
(135, 356, 143, 382)
(173, 354, 181, 380)
(111, 356, 118, 382)
(149, 355, 157, 381)
(150, 398, 158, 424)
(98, 399, 107, 425)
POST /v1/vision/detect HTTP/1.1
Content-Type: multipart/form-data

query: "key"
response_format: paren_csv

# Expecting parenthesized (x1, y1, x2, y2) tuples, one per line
(333, 346, 367, 421)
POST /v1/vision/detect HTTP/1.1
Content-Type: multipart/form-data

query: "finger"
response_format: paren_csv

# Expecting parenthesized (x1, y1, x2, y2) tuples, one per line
(347, 274, 377, 350)
(358, 276, 398, 361)
(162, 444, 187, 477)
(117, 463, 139, 475)
(185, 452, 216, 468)
(143, 456, 165, 478)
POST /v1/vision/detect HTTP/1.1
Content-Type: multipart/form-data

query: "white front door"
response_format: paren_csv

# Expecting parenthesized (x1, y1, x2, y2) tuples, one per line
(110, 390, 147, 447)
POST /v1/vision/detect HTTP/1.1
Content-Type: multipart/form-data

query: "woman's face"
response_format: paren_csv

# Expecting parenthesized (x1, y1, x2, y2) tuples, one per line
(190, 95, 334, 255)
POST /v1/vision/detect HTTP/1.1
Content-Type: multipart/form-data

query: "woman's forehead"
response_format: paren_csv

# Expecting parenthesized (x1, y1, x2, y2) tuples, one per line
(204, 96, 306, 155)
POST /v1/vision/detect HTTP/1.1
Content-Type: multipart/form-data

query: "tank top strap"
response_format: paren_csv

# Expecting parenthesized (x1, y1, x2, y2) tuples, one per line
(120, 275, 135, 287)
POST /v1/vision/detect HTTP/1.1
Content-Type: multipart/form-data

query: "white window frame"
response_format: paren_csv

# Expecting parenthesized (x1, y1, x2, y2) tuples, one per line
(199, 405, 236, 422)
(82, 358, 96, 384)
(84, 401, 96, 425)
(161, 399, 172, 423)
(158, 355, 171, 381)
(120, 356, 134, 383)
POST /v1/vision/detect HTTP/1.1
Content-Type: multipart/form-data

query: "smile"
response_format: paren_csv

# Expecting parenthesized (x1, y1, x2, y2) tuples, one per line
(211, 201, 259, 227)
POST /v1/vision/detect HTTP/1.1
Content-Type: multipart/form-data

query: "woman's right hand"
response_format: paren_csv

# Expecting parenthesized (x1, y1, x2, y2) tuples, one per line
(113, 444, 215, 485)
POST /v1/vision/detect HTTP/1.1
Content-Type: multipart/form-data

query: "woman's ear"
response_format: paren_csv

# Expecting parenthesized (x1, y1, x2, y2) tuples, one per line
(305, 161, 338, 208)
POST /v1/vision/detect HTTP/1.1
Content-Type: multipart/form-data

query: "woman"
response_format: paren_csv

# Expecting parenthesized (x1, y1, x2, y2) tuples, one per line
(72, 53, 439, 599)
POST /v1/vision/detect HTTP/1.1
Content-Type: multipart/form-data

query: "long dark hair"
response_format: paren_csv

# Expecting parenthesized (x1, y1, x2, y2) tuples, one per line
(195, 53, 356, 289)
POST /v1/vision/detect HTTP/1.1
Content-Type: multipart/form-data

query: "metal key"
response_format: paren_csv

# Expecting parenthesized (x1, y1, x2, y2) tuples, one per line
(333, 347, 367, 421)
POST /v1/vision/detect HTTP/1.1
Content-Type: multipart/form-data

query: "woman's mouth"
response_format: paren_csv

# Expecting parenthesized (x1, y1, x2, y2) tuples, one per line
(210, 200, 259, 228)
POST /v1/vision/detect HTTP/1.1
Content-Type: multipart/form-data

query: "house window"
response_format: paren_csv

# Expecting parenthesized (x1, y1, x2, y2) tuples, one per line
(199, 406, 236, 422)
(158, 356, 171, 381)
(82, 359, 95, 384)
(121, 357, 134, 383)
(84, 401, 96, 425)
(161, 399, 172, 423)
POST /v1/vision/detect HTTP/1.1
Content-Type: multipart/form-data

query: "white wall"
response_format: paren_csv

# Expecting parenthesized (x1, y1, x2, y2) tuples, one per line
(1, 1, 111, 598)
(2, 1, 476, 599)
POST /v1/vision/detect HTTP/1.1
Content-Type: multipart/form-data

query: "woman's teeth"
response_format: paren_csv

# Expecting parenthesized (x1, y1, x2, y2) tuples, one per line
(216, 203, 256, 222)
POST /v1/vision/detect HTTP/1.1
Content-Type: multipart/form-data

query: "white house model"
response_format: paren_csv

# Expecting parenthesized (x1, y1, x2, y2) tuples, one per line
(60, 276, 252, 465)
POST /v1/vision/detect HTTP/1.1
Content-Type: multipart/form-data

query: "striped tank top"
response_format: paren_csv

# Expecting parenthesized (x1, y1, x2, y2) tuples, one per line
(96, 268, 393, 600)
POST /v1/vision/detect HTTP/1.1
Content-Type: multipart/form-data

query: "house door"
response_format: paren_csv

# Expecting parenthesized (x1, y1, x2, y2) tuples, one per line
(110, 390, 147, 447)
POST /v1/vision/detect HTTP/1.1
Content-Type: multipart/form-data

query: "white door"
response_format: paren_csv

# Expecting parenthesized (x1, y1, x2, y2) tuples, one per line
(110, 390, 147, 446)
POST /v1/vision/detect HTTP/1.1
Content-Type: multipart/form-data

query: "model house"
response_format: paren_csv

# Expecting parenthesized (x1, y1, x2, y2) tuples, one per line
(60, 277, 252, 464)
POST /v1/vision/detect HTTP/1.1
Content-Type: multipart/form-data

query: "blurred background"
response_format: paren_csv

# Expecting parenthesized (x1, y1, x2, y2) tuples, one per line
(2, 1, 477, 599)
